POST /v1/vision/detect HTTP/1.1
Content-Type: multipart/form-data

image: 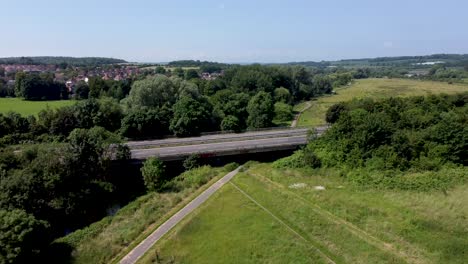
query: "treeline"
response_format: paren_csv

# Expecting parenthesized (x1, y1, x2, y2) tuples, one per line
(14, 72, 68, 100)
(166, 60, 230, 73)
(0, 56, 126, 66)
(276, 92, 468, 191)
(1, 64, 339, 144)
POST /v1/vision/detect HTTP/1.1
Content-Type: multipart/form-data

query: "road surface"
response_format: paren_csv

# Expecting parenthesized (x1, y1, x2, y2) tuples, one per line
(119, 167, 241, 264)
(126, 128, 310, 149)
(131, 135, 308, 160)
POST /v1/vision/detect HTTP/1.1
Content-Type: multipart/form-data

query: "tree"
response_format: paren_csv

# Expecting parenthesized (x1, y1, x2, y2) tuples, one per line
(170, 96, 213, 137)
(154, 66, 167, 74)
(230, 66, 274, 93)
(123, 75, 176, 110)
(274, 87, 292, 103)
(95, 98, 124, 132)
(0, 209, 49, 264)
(88, 77, 107, 98)
(274, 102, 293, 122)
(15, 73, 62, 100)
(120, 108, 169, 139)
(221, 115, 241, 132)
(74, 81, 89, 99)
(14, 72, 26, 97)
(141, 157, 165, 191)
(172, 67, 185, 78)
(184, 69, 199, 80)
(325, 102, 348, 123)
(247, 91, 274, 128)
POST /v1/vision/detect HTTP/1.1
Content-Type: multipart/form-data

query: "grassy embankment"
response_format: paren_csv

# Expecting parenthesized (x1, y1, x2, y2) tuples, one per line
(140, 163, 467, 264)
(54, 165, 237, 264)
(297, 78, 468, 127)
(0, 98, 74, 116)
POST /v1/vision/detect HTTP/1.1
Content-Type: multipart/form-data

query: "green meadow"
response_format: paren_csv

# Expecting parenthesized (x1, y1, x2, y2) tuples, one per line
(0, 98, 74, 116)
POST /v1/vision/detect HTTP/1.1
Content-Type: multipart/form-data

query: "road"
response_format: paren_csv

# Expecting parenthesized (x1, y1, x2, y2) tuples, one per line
(129, 126, 328, 161)
(119, 167, 242, 264)
(131, 135, 307, 160)
(126, 128, 310, 149)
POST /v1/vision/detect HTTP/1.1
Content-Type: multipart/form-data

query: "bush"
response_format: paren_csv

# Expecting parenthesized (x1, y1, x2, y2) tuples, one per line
(223, 162, 240, 172)
(274, 102, 294, 122)
(141, 158, 165, 192)
(183, 154, 201, 170)
(325, 102, 347, 123)
(273, 149, 321, 169)
(168, 166, 218, 191)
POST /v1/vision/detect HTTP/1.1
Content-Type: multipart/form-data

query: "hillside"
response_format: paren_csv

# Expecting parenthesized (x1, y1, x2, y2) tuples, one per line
(0, 56, 127, 66)
(297, 78, 468, 127)
(288, 54, 468, 68)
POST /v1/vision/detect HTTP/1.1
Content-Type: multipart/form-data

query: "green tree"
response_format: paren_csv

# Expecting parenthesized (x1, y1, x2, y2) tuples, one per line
(75, 81, 89, 99)
(172, 67, 185, 78)
(123, 75, 176, 110)
(325, 102, 348, 123)
(221, 115, 241, 132)
(185, 69, 199, 80)
(14, 72, 26, 97)
(0, 209, 49, 264)
(154, 66, 167, 74)
(247, 91, 274, 128)
(141, 157, 165, 191)
(170, 96, 213, 137)
(274, 102, 293, 122)
(120, 108, 170, 139)
(274, 87, 292, 103)
(88, 77, 107, 98)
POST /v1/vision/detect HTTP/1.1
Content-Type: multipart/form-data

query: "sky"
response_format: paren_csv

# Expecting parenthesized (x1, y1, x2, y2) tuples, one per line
(1, 0, 468, 63)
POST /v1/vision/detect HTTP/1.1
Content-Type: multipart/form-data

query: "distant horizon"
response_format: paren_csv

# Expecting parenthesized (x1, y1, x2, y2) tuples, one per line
(1, 52, 467, 65)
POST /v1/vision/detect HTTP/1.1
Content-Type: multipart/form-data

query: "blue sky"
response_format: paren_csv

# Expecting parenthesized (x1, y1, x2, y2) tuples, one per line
(1, 0, 467, 62)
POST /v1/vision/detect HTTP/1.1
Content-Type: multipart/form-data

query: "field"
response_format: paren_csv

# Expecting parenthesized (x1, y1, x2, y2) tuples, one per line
(139, 163, 468, 264)
(0, 98, 75, 116)
(297, 78, 468, 127)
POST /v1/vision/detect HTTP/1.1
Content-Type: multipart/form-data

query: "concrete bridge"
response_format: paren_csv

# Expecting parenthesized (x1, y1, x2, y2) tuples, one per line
(127, 127, 326, 161)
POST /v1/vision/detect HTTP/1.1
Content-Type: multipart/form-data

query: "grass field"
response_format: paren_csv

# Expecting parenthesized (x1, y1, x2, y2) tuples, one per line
(0, 98, 74, 116)
(140, 163, 468, 264)
(298, 78, 468, 127)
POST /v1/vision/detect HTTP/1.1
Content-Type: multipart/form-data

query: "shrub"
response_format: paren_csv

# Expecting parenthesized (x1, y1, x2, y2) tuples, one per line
(141, 158, 165, 192)
(183, 154, 201, 170)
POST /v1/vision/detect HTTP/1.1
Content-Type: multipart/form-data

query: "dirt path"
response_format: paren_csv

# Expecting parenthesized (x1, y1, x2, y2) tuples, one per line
(119, 167, 241, 264)
(291, 101, 312, 127)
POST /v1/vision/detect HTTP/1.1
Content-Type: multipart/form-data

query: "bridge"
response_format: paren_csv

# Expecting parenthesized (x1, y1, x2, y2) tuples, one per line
(127, 127, 326, 161)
